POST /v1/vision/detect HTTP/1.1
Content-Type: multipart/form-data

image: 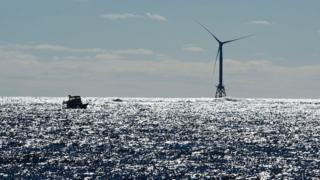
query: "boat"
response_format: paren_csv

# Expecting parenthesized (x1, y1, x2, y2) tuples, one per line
(62, 95, 88, 109)
(113, 98, 123, 102)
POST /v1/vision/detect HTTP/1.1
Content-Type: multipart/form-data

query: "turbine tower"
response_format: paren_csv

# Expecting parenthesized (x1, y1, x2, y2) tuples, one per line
(197, 22, 252, 98)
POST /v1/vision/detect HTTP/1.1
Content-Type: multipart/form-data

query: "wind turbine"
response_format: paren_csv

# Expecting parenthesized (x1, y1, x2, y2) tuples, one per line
(197, 22, 253, 98)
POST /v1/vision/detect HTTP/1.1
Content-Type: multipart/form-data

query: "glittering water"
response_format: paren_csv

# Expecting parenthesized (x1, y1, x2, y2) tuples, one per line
(1, 97, 320, 179)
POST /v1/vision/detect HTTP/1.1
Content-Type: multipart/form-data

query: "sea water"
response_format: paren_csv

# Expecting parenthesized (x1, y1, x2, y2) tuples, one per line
(1, 97, 320, 179)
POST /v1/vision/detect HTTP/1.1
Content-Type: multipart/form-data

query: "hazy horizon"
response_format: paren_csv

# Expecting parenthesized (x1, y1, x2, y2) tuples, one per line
(1, 0, 320, 98)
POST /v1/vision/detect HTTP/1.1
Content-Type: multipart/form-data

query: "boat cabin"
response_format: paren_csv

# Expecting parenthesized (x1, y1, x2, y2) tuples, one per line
(63, 95, 88, 109)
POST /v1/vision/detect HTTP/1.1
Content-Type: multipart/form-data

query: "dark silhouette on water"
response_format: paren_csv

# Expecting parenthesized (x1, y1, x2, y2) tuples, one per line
(113, 98, 123, 102)
(197, 21, 253, 98)
(62, 95, 88, 109)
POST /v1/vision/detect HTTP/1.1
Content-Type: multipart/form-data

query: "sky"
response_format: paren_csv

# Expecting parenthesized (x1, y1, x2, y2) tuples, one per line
(0, 0, 320, 98)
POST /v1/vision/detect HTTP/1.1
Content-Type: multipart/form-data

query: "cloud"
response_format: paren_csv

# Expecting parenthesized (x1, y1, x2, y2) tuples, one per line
(100, 13, 167, 22)
(182, 44, 204, 53)
(95, 53, 123, 60)
(3, 44, 320, 80)
(100, 13, 141, 20)
(3, 44, 320, 79)
(1, 44, 104, 53)
(248, 20, 272, 26)
(224, 59, 320, 79)
(2, 43, 320, 97)
(3, 43, 320, 80)
(145, 13, 167, 22)
(0, 43, 156, 57)
(0, 45, 208, 77)
(114, 48, 155, 55)
(0, 48, 210, 97)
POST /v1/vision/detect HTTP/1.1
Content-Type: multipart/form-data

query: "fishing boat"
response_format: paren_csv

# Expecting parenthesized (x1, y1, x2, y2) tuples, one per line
(62, 95, 88, 109)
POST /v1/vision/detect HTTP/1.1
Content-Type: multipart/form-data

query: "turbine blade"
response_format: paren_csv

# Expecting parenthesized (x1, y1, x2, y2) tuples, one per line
(212, 48, 220, 83)
(215, 48, 220, 63)
(195, 20, 221, 43)
(213, 48, 220, 77)
(223, 34, 254, 44)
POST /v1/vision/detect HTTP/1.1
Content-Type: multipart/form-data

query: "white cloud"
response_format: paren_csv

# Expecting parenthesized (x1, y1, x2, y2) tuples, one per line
(100, 13, 141, 20)
(94, 49, 155, 61)
(2, 43, 320, 97)
(248, 20, 272, 26)
(182, 44, 204, 53)
(0, 43, 157, 57)
(145, 13, 167, 22)
(4, 45, 320, 80)
(100, 13, 167, 22)
(0, 46, 208, 76)
(95, 53, 123, 60)
(114, 48, 155, 55)
(3, 44, 104, 53)
(224, 59, 320, 78)
(3, 43, 320, 80)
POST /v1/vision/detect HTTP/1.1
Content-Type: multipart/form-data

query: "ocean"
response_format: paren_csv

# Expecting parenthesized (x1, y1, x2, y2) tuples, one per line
(1, 97, 320, 179)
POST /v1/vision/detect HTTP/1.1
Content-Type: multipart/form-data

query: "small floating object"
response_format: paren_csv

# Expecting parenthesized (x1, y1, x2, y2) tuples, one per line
(112, 98, 123, 102)
(62, 95, 88, 109)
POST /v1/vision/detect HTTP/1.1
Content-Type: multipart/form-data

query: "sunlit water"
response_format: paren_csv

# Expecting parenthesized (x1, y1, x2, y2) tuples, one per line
(1, 97, 320, 179)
